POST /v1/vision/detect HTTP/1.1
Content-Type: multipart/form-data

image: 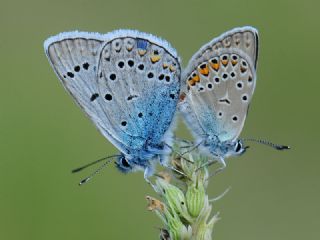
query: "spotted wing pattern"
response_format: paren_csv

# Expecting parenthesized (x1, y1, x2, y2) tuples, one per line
(96, 35, 181, 150)
(44, 30, 181, 155)
(188, 26, 258, 70)
(180, 27, 258, 142)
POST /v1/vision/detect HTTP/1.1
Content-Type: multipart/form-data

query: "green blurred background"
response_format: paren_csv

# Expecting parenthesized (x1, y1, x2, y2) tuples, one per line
(1, 0, 319, 239)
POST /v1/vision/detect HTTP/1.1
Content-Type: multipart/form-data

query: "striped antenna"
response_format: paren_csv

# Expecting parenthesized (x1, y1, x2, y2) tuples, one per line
(242, 138, 290, 150)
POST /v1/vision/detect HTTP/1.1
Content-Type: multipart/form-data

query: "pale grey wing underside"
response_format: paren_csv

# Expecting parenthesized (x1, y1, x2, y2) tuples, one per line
(180, 27, 258, 142)
(44, 31, 181, 154)
(44, 33, 129, 153)
(181, 49, 256, 142)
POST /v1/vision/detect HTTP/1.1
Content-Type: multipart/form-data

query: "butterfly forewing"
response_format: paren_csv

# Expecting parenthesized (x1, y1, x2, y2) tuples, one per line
(45, 36, 103, 116)
(45, 33, 131, 152)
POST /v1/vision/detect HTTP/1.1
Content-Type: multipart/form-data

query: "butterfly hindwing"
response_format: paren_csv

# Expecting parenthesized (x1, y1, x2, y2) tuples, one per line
(96, 32, 181, 150)
(182, 49, 256, 142)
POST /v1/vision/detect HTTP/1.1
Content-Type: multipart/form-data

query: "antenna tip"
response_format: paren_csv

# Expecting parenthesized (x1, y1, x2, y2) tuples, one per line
(276, 145, 290, 150)
(72, 167, 85, 173)
(79, 178, 90, 186)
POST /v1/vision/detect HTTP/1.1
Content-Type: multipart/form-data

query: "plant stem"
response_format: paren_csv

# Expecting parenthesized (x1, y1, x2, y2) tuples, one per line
(146, 142, 221, 240)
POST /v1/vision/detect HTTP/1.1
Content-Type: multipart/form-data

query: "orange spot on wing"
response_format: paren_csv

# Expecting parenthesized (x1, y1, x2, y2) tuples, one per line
(187, 72, 200, 86)
(210, 62, 220, 71)
(163, 63, 168, 69)
(198, 63, 209, 76)
(169, 65, 176, 72)
(150, 55, 161, 63)
(138, 49, 147, 56)
(188, 79, 196, 86)
(192, 74, 200, 82)
(231, 60, 238, 66)
(188, 74, 199, 86)
(221, 59, 228, 66)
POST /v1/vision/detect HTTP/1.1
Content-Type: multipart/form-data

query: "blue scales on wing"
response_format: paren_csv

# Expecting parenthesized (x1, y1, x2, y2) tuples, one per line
(97, 37, 181, 153)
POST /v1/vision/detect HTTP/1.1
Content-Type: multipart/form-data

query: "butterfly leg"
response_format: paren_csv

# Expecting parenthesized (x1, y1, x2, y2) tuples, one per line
(172, 137, 194, 149)
(214, 157, 226, 174)
(158, 154, 191, 179)
(164, 143, 194, 164)
(180, 140, 204, 155)
(196, 156, 226, 174)
(205, 158, 227, 180)
(209, 186, 231, 202)
(144, 167, 159, 191)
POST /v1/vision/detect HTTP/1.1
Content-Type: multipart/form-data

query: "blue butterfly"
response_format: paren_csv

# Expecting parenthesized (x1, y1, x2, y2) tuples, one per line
(179, 27, 289, 169)
(44, 30, 181, 182)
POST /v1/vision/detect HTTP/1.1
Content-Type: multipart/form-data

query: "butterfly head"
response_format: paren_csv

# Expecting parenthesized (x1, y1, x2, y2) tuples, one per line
(115, 155, 134, 173)
(224, 139, 249, 157)
(115, 154, 147, 173)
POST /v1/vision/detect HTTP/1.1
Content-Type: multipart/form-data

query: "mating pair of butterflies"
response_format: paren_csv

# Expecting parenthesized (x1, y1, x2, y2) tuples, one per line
(44, 27, 284, 182)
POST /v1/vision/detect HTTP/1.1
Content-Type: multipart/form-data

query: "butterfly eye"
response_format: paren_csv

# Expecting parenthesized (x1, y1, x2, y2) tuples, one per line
(235, 141, 242, 153)
(121, 157, 130, 168)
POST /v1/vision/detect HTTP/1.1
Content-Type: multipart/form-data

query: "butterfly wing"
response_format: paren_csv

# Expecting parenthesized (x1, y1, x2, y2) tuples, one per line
(95, 30, 181, 151)
(188, 26, 258, 69)
(180, 27, 258, 142)
(44, 30, 181, 155)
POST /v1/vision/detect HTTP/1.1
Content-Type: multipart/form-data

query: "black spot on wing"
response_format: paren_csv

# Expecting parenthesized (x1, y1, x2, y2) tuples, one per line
(67, 72, 74, 78)
(147, 72, 154, 79)
(118, 61, 124, 68)
(219, 98, 231, 104)
(127, 95, 138, 101)
(74, 66, 80, 72)
(138, 64, 144, 70)
(105, 94, 112, 101)
(83, 62, 89, 70)
(128, 60, 134, 67)
(90, 93, 99, 101)
(109, 73, 116, 80)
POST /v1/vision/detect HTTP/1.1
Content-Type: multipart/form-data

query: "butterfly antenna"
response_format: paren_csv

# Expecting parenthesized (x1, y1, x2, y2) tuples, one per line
(71, 155, 120, 173)
(78, 157, 116, 186)
(242, 138, 290, 150)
